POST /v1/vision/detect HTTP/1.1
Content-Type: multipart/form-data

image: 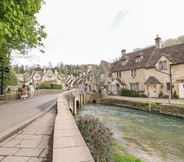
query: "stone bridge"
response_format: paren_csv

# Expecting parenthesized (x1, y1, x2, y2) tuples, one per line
(65, 89, 100, 115)
(53, 89, 98, 162)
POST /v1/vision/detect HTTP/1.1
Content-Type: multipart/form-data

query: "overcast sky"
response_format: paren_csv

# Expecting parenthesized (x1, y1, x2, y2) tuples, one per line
(14, 0, 184, 67)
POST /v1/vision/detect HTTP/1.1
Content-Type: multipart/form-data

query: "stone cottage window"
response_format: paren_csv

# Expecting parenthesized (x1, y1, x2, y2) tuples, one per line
(48, 76, 52, 81)
(100, 73, 105, 81)
(130, 83, 139, 91)
(35, 75, 40, 80)
(167, 83, 170, 90)
(117, 72, 121, 78)
(159, 61, 167, 70)
(121, 60, 126, 65)
(111, 85, 116, 90)
(135, 56, 141, 62)
(131, 69, 137, 77)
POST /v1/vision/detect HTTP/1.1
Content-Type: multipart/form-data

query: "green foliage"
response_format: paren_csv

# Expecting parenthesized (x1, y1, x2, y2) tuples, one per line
(121, 88, 140, 97)
(151, 102, 159, 109)
(98, 88, 101, 93)
(112, 141, 143, 162)
(39, 81, 51, 89)
(173, 90, 177, 98)
(141, 102, 149, 106)
(0, 0, 47, 65)
(18, 87, 21, 92)
(92, 89, 97, 92)
(4, 70, 18, 88)
(50, 84, 62, 89)
(7, 87, 11, 93)
(75, 115, 114, 162)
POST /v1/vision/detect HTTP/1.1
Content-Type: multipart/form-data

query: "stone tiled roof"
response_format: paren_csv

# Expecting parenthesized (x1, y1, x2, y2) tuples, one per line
(144, 76, 161, 84)
(116, 78, 127, 86)
(112, 43, 184, 72)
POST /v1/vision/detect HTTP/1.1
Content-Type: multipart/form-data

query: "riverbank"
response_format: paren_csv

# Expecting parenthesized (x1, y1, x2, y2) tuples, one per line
(101, 96, 184, 118)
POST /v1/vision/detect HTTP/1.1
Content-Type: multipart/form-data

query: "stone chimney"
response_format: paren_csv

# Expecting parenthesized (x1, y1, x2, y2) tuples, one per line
(43, 66, 46, 73)
(155, 34, 161, 49)
(121, 49, 126, 56)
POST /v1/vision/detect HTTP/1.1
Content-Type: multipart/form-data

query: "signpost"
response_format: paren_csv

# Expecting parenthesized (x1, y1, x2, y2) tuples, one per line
(0, 57, 9, 95)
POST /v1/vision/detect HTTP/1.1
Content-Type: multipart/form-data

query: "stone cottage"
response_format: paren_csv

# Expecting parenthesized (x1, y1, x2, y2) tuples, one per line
(110, 35, 184, 98)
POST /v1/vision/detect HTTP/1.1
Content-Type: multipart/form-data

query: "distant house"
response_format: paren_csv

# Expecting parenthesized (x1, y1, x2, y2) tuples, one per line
(85, 65, 98, 91)
(16, 68, 63, 89)
(110, 35, 184, 98)
(94, 60, 113, 91)
(15, 74, 24, 82)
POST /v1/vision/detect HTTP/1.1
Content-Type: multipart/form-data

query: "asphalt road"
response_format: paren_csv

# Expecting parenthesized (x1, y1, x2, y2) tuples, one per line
(0, 94, 57, 134)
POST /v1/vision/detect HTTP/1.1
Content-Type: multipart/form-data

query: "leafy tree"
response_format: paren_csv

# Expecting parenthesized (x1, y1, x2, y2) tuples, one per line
(4, 70, 18, 87)
(0, 0, 47, 66)
(39, 81, 51, 89)
(19, 65, 25, 74)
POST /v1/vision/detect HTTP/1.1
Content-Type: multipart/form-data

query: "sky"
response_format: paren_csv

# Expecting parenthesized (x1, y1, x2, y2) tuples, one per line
(13, 0, 184, 67)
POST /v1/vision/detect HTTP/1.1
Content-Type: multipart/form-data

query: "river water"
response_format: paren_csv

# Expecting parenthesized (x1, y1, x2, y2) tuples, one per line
(77, 104, 184, 162)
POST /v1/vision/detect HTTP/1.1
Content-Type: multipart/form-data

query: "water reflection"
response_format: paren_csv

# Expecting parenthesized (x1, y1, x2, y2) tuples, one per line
(78, 104, 184, 162)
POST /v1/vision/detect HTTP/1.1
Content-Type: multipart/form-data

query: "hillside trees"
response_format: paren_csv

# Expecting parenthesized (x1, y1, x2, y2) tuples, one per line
(0, 0, 47, 66)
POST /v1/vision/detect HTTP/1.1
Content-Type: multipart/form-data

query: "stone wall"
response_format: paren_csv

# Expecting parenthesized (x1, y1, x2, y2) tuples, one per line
(83, 91, 101, 103)
(100, 98, 150, 111)
(100, 98, 184, 118)
(160, 105, 184, 118)
(0, 89, 60, 100)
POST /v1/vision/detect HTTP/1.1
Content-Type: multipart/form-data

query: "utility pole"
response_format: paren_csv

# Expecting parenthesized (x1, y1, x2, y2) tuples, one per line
(155, 65, 173, 98)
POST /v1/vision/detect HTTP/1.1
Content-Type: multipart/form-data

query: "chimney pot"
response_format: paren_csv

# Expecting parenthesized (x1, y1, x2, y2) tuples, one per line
(121, 49, 126, 56)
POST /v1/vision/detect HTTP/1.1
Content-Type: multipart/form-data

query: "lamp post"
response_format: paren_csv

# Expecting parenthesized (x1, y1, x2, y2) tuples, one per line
(0, 57, 4, 95)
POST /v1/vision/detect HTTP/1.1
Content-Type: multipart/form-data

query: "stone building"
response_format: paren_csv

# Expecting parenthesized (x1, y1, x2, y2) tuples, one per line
(110, 35, 184, 98)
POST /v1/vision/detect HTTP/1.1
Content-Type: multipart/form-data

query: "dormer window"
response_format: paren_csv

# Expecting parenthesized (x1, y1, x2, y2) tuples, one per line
(159, 61, 167, 69)
(135, 56, 141, 62)
(121, 60, 126, 66)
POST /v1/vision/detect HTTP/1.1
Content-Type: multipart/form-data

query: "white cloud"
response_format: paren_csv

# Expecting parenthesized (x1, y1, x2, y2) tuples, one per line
(14, 0, 184, 67)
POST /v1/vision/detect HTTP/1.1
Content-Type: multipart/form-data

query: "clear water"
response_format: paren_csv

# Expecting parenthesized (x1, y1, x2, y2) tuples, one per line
(78, 104, 184, 162)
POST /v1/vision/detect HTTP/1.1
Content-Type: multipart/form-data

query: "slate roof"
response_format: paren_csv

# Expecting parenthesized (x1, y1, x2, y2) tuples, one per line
(144, 76, 161, 84)
(116, 78, 127, 86)
(112, 43, 184, 72)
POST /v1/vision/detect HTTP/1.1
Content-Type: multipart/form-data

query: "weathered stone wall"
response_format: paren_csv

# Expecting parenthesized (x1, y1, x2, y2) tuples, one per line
(0, 89, 60, 100)
(160, 105, 184, 118)
(100, 98, 184, 118)
(83, 91, 101, 103)
(100, 98, 150, 111)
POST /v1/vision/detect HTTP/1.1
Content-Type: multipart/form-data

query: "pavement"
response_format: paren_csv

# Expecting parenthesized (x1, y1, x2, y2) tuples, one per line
(107, 96, 184, 104)
(0, 94, 183, 162)
(0, 108, 56, 162)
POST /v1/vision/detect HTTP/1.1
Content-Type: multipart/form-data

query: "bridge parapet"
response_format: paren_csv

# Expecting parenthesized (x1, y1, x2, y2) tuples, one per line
(53, 90, 94, 161)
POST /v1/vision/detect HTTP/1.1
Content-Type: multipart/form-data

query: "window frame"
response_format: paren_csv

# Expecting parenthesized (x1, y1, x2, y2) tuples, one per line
(135, 56, 141, 63)
(131, 69, 137, 77)
(130, 83, 139, 91)
(159, 61, 167, 70)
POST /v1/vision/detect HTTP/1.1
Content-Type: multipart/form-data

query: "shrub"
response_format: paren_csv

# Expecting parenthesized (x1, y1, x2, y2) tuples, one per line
(75, 115, 113, 162)
(7, 87, 11, 93)
(121, 88, 140, 97)
(141, 102, 149, 106)
(50, 84, 62, 89)
(39, 81, 51, 89)
(151, 102, 159, 109)
(18, 87, 21, 92)
(173, 90, 177, 98)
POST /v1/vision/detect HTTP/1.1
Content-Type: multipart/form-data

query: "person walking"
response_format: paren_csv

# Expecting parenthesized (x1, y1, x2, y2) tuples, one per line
(21, 84, 27, 99)
(29, 82, 34, 98)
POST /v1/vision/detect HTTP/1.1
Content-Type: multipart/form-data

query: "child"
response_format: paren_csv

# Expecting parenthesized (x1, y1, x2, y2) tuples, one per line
(29, 82, 34, 98)
(21, 84, 27, 99)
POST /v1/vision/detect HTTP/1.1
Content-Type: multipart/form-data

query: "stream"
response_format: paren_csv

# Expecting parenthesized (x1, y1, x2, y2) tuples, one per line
(78, 104, 184, 162)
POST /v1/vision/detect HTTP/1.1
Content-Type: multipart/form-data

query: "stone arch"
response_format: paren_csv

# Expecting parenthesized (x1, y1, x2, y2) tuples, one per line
(76, 100, 80, 108)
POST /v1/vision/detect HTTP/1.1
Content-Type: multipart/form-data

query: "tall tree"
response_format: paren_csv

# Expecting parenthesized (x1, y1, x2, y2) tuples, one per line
(0, 0, 47, 66)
